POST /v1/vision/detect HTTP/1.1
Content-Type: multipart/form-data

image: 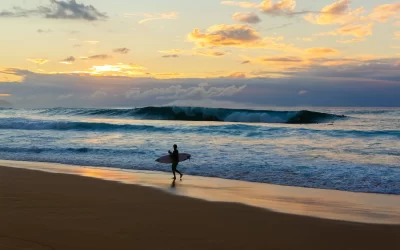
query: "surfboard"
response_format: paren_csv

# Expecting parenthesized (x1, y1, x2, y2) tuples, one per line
(156, 153, 191, 164)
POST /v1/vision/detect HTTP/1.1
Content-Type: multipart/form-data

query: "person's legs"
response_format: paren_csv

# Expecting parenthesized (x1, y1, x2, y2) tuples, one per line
(174, 163, 183, 179)
(172, 162, 177, 179)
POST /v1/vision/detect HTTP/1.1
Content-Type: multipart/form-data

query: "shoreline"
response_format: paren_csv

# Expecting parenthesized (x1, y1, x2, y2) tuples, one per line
(1, 159, 399, 225)
(0, 163, 399, 250)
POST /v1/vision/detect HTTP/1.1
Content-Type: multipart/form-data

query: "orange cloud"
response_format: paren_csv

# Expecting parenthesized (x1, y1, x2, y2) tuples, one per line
(305, 48, 341, 57)
(316, 58, 360, 66)
(26, 58, 49, 65)
(259, 56, 310, 69)
(261, 56, 303, 63)
(394, 31, 400, 40)
(368, 3, 400, 23)
(188, 24, 296, 50)
(304, 0, 363, 25)
(316, 23, 374, 39)
(220, 1, 259, 9)
(195, 50, 226, 57)
(188, 24, 262, 47)
(260, 0, 296, 14)
(0, 68, 26, 82)
(0, 94, 11, 97)
(228, 72, 247, 78)
(337, 23, 374, 37)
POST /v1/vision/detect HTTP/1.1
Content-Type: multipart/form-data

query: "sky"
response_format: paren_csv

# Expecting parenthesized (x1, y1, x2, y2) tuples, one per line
(0, 0, 400, 108)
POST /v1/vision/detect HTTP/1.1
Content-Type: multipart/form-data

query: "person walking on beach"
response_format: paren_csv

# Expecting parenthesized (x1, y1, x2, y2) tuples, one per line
(169, 144, 183, 180)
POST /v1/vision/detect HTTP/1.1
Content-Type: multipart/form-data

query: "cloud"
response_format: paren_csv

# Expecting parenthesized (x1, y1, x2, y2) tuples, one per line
(86, 54, 111, 60)
(318, 23, 374, 38)
(159, 49, 184, 54)
(262, 56, 303, 63)
(232, 12, 261, 24)
(305, 48, 340, 57)
(228, 72, 247, 78)
(256, 56, 310, 70)
(0, 0, 107, 21)
(2, 58, 400, 107)
(0, 11, 16, 17)
(60, 56, 76, 64)
(125, 12, 178, 24)
(0, 93, 11, 97)
(241, 60, 251, 64)
(195, 50, 226, 57)
(26, 59, 49, 65)
(188, 24, 297, 51)
(260, 0, 296, 15)
(248, 54, 378, 72)
(298, 90, 308, 95)
(337, 23, 374, 38)
(368, 3, 400, 23)
(127, 84, 247, 100)
(306, 1, 400, 43)
(188, 24, 263, 47)
(199, 82, 209, 87)
(304, 0, 362, 25)
(305, 2, 400, 29)
(46, 0, 107, 21)
(162, 54, 179, 58)
(113, 48, 130, 54)
(220, 1, 259, 9)
(316, 23, 374, 40)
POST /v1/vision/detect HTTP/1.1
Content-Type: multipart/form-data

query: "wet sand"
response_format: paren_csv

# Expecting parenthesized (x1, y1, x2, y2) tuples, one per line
(2, 160, 399, 225)
(0, 165, 399, 250)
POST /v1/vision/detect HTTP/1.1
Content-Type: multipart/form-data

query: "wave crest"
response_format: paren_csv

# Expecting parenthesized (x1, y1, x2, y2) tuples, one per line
(41, 106, 345, 124)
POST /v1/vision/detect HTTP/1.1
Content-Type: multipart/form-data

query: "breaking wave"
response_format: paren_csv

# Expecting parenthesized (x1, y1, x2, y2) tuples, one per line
(40, 106, 345, 124)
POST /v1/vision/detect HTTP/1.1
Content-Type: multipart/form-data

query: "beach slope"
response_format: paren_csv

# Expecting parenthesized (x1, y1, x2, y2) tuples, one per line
(0, 166, 399, 250)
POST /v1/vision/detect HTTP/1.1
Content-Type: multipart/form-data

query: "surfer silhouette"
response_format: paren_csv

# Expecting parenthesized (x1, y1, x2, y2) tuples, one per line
(169, 144, 183, 180)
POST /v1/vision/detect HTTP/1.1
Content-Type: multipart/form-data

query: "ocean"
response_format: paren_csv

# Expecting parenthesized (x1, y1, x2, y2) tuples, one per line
(0, 106, 399, 194)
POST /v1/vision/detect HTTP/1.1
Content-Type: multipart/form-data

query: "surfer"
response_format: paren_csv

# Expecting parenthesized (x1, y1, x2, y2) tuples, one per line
(169, 144, 183, 180)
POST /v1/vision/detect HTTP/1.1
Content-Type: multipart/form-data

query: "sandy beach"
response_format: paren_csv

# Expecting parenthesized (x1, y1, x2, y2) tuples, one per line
(0, 165, 399, 250)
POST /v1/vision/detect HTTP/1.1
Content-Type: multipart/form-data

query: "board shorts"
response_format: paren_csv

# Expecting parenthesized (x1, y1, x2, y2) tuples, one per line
(172, 162, 178, 171)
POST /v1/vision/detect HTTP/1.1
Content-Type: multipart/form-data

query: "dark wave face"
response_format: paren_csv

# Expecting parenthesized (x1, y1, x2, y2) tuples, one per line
(41, 106, 345, 124)
(0, 118, 171, 132)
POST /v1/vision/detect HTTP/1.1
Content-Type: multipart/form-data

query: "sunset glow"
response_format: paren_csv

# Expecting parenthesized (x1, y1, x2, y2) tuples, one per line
(0, 0, 399, 107)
